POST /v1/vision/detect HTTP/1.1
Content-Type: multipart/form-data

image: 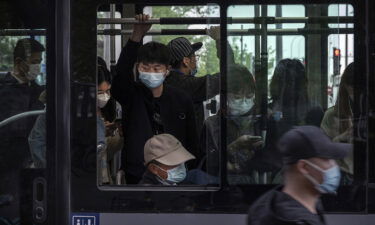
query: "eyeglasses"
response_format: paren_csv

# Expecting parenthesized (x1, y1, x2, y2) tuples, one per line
(98, 89, 111, 95)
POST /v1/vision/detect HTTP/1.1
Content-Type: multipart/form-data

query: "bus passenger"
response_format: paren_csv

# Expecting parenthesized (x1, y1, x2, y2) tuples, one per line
(257, 59, 324, 174)
(321, 63, 354, 180)
(28, 57, 120, 173)
(112, 14, 198, 184)
(0, 38, 45, 163)
(0, 38, 45, 218)
(140, 134, 195, 185)
(165, 26, 235, 133)
(199, 64, 261, 184)
(248, 126, 350, 225)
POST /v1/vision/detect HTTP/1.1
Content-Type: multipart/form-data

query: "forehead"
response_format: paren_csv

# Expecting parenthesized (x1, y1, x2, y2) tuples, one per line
(98, 81, 111, 91)
(309, 157, 336, 167)
(28, 52, 43, 62)
(139, 62, 166, 67)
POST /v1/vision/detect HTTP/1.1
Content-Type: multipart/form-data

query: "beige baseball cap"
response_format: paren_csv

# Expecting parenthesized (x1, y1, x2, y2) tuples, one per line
(144, 134, 195, 166)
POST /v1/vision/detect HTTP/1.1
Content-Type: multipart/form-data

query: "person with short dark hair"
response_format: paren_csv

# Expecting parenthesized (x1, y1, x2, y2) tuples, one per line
(112, 14, 199, 184)
(140, 134, 195, 185)
(165, 26, 235, 133)
(0, 38, 45, 218)
(248, 126, 351, 225)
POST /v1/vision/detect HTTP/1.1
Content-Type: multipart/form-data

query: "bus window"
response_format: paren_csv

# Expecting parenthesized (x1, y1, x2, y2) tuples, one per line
(226, 4, 357, 186)
(96, 4, 222, 188)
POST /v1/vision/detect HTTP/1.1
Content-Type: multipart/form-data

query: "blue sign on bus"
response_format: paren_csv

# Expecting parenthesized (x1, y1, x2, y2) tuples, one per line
(71, 213, 99, 225)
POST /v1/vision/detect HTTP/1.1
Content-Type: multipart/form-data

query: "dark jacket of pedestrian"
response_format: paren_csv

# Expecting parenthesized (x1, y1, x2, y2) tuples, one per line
(112, 39, 198, 183)
(248, 186, 326, 225)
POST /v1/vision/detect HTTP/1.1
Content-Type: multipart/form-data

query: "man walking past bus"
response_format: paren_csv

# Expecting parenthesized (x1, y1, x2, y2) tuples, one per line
(248, 126, 351, 225)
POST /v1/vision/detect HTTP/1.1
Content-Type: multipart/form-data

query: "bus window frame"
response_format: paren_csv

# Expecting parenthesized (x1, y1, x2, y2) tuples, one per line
(70, 0, 368, 214)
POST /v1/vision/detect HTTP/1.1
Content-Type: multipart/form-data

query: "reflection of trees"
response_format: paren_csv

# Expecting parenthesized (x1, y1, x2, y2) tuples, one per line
(150, 6, 220, 77)
(0, 36, 19, 71)
(150, 6, 276, 77)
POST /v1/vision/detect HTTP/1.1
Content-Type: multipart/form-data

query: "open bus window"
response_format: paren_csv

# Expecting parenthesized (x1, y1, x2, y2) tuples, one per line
(96, 4, 222, 188)
(225, 4, 356, 185)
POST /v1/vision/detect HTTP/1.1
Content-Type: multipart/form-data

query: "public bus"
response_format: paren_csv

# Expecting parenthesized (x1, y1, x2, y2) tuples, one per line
(0, 0, 375, 224)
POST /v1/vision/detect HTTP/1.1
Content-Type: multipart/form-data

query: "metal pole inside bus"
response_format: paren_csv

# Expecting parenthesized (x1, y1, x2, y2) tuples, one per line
(97, 16, 353, 25)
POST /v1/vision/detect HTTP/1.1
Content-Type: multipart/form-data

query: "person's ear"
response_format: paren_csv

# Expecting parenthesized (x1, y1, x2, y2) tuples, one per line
(296, 160, 309, 175)
(148, 163, 158, 175)
(165, 66, 170, 76)
(15, 57, 23, 66)
(182, 57, 190, 67)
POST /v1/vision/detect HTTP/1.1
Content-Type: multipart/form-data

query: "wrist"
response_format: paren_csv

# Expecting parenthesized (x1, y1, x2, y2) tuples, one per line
(130, 32, 144, 42)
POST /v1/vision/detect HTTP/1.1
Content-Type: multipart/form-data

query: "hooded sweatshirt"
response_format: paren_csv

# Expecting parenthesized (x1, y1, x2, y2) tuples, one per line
(248, 186, 326, 225)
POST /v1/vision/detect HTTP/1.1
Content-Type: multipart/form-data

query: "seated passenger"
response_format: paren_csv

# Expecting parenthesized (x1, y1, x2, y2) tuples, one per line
(199, 64, 261, 184)
(165, 26, 235, 132)
(112, 14, 198, 184)
(321, 63, 354, 179)
(140, 134, 195, 185)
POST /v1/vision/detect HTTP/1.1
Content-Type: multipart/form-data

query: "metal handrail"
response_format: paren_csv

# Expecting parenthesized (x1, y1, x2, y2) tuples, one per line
(97, 16, 354, 25)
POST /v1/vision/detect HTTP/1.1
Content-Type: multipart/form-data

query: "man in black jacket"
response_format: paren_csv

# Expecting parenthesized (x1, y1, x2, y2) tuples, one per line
(165, 27, 235, 133)
(248, 126, 351, 225)
(0, 38, 45, 218)
(112, 14, 198, 184)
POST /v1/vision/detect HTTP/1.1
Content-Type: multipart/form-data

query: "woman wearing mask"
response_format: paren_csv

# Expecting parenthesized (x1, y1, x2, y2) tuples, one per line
(321, 62, 354, 183)
(197, 64, 262, 185)
(254, 59, 324, 183)
(97, 57, 122, 185)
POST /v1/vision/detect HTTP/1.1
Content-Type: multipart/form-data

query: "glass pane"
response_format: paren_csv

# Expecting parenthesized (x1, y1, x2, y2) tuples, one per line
(0, 34, 47, 219)
(97, 5, 221, 187)
(226, 4, 356, 185)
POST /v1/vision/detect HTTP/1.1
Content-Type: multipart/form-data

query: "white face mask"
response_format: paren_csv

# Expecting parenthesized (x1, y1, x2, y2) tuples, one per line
(98, 93, 110, 108)
(228, 96, 255, 116)
(138, 71, 166, 88)
(26, 64, 41, 80)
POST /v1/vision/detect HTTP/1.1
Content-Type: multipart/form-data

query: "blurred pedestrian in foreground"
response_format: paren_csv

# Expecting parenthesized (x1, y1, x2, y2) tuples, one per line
(248, 126, 351, 225)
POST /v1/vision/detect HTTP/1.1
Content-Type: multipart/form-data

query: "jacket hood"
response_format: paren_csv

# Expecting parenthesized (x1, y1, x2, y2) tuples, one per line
(248, 186, 325, 225)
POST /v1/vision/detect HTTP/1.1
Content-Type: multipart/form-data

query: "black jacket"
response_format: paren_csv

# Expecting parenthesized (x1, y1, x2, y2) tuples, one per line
(164, 70, 220, 133)
(248, 186, 326, 225)
(112, 39, 198, 181)
(0, 72, 44, 138)
(164, 41, 235, 133)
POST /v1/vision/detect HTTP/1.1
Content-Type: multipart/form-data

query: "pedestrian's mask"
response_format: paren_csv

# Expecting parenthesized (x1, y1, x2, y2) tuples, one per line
(303, 160, 341, 194)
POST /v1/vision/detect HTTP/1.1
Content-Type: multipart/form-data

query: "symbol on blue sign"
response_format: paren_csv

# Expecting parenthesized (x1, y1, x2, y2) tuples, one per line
(72, 215, 98, 225)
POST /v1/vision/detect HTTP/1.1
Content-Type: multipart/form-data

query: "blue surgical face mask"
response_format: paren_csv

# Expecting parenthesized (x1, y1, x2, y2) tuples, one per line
(272, 111, 283, 121)
(303, 160, 341, 194)
(190, 68, 198, 76)
(228, 96, 255, 116)
(139, 71, 166, 88)
(156, 163, 187, 183)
